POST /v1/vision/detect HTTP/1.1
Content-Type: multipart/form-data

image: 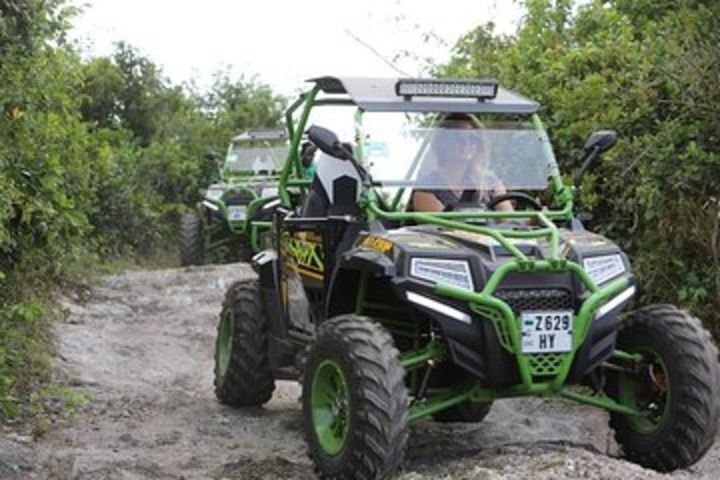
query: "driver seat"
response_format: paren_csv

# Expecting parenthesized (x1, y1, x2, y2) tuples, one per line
(301, 150, 362, 218)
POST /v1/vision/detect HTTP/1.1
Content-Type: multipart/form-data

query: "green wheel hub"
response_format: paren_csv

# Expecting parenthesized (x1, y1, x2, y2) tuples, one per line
(216, 310, 234, 377)
(311, 359, 351, 455)
(619, 347, 670, 433)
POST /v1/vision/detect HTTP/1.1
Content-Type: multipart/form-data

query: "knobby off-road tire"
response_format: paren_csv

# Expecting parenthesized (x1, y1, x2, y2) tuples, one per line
(179, 212, 204, 266)
(433, 401, 493, 423)
(213, 279, 275, 406)
(608, 304, 720, 472)
(302, 315, 409, 480)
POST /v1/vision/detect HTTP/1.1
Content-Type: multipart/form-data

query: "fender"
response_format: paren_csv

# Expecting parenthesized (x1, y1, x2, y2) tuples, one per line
(339, 247, 396, 276)
(251, 250, 296, 375)
(325, 247, 396, 318)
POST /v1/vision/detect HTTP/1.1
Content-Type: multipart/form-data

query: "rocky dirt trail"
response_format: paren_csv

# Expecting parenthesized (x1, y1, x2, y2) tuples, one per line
(1, 264, 719, 479)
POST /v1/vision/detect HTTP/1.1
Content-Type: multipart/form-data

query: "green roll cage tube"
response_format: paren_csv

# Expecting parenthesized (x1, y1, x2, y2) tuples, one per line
(273, 85, 646, 423)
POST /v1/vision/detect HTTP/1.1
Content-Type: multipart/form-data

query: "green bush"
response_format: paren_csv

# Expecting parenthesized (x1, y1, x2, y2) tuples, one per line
(0, 301, 49, 418)
(1, 52, 93, 292)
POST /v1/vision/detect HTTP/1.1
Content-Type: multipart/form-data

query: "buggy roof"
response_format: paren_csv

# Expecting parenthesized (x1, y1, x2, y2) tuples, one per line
(306, 76, 540, 114)
(232, 128, 288, 143)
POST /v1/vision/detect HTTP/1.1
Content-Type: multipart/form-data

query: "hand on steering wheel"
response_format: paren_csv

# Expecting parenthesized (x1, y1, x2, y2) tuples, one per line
(486, 192, 542, 211)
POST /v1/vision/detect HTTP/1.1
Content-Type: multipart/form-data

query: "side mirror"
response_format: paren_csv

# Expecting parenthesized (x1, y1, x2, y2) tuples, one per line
(306, 125, 353, 161)
(574, 130, 618, 188)
(583, 130, 618, 154)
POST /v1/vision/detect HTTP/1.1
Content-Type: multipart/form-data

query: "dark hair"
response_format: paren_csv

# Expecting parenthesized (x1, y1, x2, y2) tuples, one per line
(300, 141, 317, 168)
(438, 113, 477, 129)
(432, 113, 486, 160)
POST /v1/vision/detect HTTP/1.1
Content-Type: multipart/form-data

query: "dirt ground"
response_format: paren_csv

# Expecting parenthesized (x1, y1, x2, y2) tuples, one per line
(1, 263, 719, 479)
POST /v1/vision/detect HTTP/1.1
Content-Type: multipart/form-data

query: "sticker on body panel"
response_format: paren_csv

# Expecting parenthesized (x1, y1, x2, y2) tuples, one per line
(360, 235, 393, 254)
(281, 232, 324, 280)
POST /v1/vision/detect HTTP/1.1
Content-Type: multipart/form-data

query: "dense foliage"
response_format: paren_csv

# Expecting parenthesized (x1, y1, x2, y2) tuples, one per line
(0, 0, 284, 415)
(439, 0, 720, 334)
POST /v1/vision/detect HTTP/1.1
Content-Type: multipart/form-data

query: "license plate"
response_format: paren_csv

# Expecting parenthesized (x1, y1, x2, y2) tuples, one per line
(227, 205, 247, 221)
(520, 311, 573, 353)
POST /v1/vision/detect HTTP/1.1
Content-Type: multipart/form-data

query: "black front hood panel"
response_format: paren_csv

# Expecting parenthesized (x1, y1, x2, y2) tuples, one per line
(222, 190, 255, 206)
(374, 224, 631, 309)
(382, 225, 558, 287)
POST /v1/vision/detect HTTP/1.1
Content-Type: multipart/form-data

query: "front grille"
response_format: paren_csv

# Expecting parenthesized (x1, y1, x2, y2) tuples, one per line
(495, 288, 574, 313)
(527, 353, 565, 376)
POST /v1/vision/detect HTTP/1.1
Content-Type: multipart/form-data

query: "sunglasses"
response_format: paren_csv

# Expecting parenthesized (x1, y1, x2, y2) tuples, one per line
(436, 132, 484, 151)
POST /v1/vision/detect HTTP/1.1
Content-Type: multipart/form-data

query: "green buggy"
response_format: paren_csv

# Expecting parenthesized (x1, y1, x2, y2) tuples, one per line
(178, 128, 287, 265)
(213, 77, 719, 479)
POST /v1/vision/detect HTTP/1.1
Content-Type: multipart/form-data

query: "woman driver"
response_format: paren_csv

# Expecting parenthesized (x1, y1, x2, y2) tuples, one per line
(409, 113, 511, 212)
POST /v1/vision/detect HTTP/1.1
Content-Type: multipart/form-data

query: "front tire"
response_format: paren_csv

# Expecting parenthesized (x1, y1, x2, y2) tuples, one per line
(608, 304, 720, 471)
(179, 212, 204, 266)
(302, 315, 409, 479)
(213, 279, 275, 406)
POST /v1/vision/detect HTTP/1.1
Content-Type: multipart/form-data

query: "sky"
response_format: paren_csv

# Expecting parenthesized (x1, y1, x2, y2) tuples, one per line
(69, 0, 526, 97)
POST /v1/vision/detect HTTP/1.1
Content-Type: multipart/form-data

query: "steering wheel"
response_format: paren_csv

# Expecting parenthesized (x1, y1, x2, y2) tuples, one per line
(486, 192, 542, 211)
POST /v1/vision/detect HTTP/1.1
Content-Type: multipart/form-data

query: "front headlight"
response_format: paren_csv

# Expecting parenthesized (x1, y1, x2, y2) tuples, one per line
(583, 254, 625, 285)
(410, 258, 474, 291)
(205, 187, 224, 201)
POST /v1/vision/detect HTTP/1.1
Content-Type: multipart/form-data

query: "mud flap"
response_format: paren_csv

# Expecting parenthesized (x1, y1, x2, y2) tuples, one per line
(252, 250, 297, 376)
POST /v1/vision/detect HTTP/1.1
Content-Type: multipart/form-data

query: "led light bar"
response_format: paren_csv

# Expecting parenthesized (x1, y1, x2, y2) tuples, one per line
(396, 78, 498, 100)
(407, 291, 472, 324)
(202, 200, 219, 211)
(596, 285, 636, 319)
(234, 129, 287, 142)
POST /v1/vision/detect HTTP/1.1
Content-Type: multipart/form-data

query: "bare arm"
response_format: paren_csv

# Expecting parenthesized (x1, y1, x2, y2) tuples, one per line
(412, 188, 512, 213)
(412, 191, 445, 212)
(491, 185, 513, 212)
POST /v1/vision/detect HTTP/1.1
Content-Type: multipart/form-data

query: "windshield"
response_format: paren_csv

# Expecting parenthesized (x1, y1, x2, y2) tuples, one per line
(360, 113, 555, 191)
(224, 141, 288, 175)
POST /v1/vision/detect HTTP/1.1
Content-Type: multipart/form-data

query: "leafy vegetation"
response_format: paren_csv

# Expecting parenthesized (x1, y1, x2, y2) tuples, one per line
(439, 0, 720, 335)
(0, 301, 48, 416)
(0, 0, 284, 417)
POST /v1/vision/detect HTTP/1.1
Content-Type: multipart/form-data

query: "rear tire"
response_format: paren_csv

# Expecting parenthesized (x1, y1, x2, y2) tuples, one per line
(214, 279, 275, 406)
(179, 212, 204, 266)
(608, 304, 720, 471)
(433, 401, 492, 423)
(302, 315, 409, 479)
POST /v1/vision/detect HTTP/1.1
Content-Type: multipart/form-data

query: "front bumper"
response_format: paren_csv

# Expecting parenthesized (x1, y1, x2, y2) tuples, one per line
(435, 259, 633, 392)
